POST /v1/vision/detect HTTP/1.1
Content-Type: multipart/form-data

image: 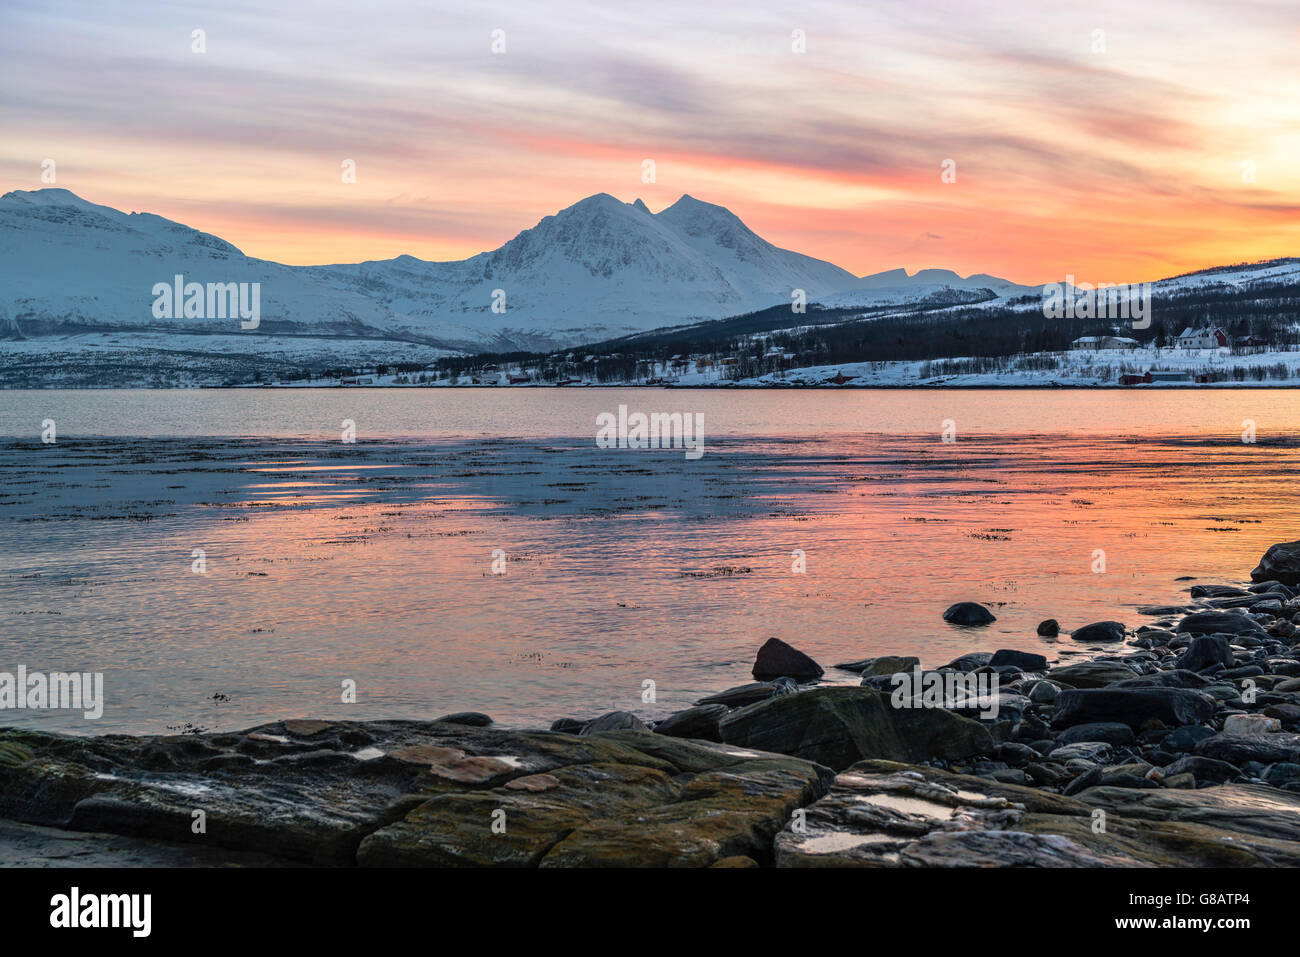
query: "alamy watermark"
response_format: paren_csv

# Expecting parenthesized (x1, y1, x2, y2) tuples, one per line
(152, 273, 260, 329)
(0, 667, 103, 719)
(1042, 275, 1151, 329)
(596, 405, 705, 459)
(889, 666, 1000, 720)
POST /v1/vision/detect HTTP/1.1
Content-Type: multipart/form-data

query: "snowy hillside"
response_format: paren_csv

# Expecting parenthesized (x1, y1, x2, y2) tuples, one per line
(0, 188, 859, 353)
(305, 193, 860, 349)
(0, 188, 473, 344)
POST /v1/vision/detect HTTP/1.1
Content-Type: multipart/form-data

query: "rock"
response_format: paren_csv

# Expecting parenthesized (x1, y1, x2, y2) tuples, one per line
(995, 742, 1039, 765)
(710, 855, 760, 868)
(941, 651, 994, 672)
(752, 637, 824, 681)
(1072, 780, 1300, 848)
(1176, 611, 1268, 637)
(1056, 722, 1136, 747)
(1265, 703, 1300, 725)
(1190, 584, 1249, 599)
(0, 817, 291, 868)
(504, 773, 561, 792)
(833, 655, 920, 676)
(652, 704, 727, 742)
(437, 712, 493, 727)
(1048, 742, 1113, 763)
(989, 649, 1049, 671)
(1222, 714, 1282, 736)
(1164, 772, 1195, 789)
(1162, 755, 1240, 784)
(1263, 763, 1300, 787)
(777, 760, 1300, 867)
(1062, 765, 1103, 796)
(717, 687, 992, 771)
(580, 711, 649, 735)
(360, 733, 834, 867)
(1162, 725, 1216, 752)
(1114, 669, 1211, 689)
(1046, 660, 1136, 688)
(0, 720, 832, 866)
(1252, 541, 1300, 586)
(1028, 680, 1060, 704)
(1176, 634, 1235, 673)
(1195, 731, 1300, 765)
(695, 682, 781, 707)
(1069, 621, 1127, 643)
(1037, 619, 1060, 637)
(1052, 688, 1216, 730)
(943, 602, 997, 626)
(549, 718, 584, 734)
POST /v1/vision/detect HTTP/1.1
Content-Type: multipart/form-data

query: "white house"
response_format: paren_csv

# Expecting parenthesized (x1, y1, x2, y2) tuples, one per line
(1176, 327, 1230, 349)
(1071, 335, 1140, 351)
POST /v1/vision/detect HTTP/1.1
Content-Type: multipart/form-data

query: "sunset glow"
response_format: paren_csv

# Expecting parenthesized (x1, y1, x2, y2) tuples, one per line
(2, 0, 1298, 282)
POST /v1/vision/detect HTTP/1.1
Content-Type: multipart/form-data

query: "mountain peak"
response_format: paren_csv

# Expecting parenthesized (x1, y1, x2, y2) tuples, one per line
(1, 187, 98, 209)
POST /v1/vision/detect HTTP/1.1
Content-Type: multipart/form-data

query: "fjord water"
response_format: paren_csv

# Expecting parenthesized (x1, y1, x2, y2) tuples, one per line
(2, 388, 1299, 734)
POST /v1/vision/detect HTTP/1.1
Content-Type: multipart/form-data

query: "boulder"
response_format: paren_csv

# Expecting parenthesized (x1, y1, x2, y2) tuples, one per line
(580, 711, 649, 735)
(1052, 688, 1216, 730)
(717, 687, 992, 771)
(1046, 660, 1136, 688)
(989, 649, 1049, 671)
(1252, 541, 1300, 586)
(941, 651, 994, 672)
(1176, 634, 1235, 672)
(1195, 731, 1300, 765)
(833, 655, 920, 676)
(1037, 619, 1060, 637)
(1176, 611, 1267, 637)
(652, 704, 727, 742)
(1069, 621, 1126, 643)
(1056, 722, 1135, 746)
(752, 637, 824, 681)
(695, 682, 781, 707)
(943, 602, 997, 626)
(437, 712, 493, 727)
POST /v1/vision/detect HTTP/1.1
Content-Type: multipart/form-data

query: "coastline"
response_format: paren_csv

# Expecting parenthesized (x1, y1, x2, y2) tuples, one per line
(5, 540, 1300, 867)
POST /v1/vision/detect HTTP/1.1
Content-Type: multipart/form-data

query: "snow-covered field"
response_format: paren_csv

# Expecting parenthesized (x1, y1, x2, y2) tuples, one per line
(0, 332, 454, 388)
(682, 347, 1300, 388)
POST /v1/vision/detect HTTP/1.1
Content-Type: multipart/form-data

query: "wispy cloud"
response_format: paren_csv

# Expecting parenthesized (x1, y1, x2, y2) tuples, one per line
(1, 0, 1296, 281)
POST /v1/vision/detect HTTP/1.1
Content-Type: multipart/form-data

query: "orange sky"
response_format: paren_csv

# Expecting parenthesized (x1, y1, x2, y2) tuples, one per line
(2, 0, 1298, 285)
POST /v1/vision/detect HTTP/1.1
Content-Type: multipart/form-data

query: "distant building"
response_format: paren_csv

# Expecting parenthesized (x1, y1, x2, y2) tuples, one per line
(1148, 370, 1192, 383)
(1071, 335, 1140, 350)
(1118, 372, 1152, 386)
(1176, 327, 1230, 349)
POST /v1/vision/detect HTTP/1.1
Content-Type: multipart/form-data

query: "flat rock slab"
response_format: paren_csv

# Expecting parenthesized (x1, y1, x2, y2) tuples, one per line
(775, 761, 1300, 867)
(718, 687, 992, 771)
(0, 720, 832, 868)
(0, 817, 289, 868)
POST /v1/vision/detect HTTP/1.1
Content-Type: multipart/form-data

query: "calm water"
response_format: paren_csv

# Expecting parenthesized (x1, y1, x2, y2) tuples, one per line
(2, 388, 1299, 734)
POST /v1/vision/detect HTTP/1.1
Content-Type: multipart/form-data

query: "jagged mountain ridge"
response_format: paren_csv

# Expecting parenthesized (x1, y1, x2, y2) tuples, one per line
(0, 188, 859, 350)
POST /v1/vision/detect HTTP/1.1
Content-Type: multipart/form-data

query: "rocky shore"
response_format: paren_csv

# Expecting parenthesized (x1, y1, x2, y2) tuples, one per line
(6, 540, 1300, 868)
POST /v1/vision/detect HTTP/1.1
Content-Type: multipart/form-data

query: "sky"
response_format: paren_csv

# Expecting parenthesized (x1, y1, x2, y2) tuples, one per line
(2, 0, 1298, 284)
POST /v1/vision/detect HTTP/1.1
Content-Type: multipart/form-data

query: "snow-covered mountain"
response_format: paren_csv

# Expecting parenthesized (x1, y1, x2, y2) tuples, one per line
(304, 193, 861, 349)
(0, 188, 859, 351)
(0, 188, 472, 344)
(815, 267, 1039, 310)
